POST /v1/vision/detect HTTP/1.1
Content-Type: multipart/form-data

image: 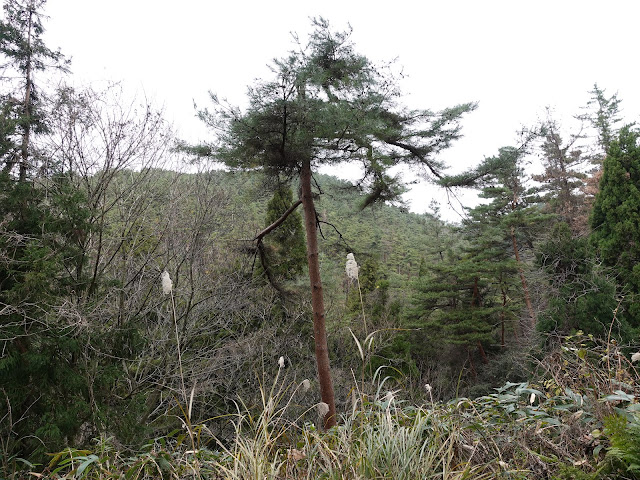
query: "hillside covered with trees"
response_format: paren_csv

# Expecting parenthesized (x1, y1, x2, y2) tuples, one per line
(2, 2, 640, 478)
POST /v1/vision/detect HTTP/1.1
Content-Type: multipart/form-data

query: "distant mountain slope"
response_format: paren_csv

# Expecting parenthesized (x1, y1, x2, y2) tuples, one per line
(194, 170, 458, 294)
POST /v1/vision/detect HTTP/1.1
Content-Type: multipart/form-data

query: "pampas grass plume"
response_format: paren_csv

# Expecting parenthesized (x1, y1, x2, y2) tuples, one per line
(161, 270, 173, 295)
(317, 402, 329, 418)
(302, 379, 311, 392)
(346, 253, 359, 280)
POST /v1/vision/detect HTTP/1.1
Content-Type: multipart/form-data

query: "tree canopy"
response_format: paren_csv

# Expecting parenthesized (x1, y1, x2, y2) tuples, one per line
(199, 18, 476, 202)
(591, 126, 640, 326)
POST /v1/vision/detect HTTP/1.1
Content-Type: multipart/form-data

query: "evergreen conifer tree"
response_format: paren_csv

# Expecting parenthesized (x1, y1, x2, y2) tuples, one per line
(533, 115, 588, 233)
(0, 0, 67, 179)
(443, 147, 547, 328)
(0, 0, 96, 460)
(196, 19, 476, 427)
(590, 126, 640, 327)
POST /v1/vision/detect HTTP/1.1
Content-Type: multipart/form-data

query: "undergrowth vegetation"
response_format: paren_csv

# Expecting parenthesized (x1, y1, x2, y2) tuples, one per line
(7, 334, 639, 480)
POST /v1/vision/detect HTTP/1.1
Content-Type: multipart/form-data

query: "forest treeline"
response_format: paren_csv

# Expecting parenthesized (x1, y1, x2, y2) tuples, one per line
(2, 1, 640, 477)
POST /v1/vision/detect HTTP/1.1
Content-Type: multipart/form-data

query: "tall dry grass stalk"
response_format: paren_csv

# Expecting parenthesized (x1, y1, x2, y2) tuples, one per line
(204, 359, 320, 480)
(346, 253, 367, 336)
(298, 390, 487, 480)
(162, 270, 197, 452)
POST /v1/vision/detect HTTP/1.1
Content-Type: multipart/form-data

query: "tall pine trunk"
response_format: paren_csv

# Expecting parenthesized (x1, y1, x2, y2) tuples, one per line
(510, 225, 536, 328)
(300, 158, 336, 429)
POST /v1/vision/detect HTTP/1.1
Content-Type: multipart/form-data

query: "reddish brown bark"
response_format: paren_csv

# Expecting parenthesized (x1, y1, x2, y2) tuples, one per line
(477, 341, 488, 364)
(467, 347, 477, 378)
(500, 281, 507, 348)
(300, 159, 336, 429)
(471, 277, 480, 307)
(471, 278, 488, 363)
(510, 225, 536, 328)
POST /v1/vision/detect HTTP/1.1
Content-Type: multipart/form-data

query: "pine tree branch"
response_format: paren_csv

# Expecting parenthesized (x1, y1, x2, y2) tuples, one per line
(252, 199, 302, 242)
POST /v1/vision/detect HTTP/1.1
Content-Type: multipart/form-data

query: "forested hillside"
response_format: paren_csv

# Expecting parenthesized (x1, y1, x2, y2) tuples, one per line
(2, 2, 640, 478)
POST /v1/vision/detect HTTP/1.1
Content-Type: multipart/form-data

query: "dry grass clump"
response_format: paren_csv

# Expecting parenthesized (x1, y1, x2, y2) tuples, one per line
(23, 334, 640, 479)
(34, 375, 493, 479)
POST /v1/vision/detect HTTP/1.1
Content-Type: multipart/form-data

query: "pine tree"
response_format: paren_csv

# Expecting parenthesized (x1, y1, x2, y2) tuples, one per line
(581, 83, 623, 162)
(533, 113, 588, 234)
(410, 254, 495, 364)
(445, 147, 547, 328)
(578, 85, 624, 216)
(406, 211, 522, 380)
(196, 19, 476, 427)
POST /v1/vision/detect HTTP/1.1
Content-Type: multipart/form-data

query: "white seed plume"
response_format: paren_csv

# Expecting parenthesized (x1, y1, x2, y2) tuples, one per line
(632, 352, 640, 363)
(424, 383, 432, 393)
(278, 356, 285, 369)
(345, 253, 359, 281)
(301, 379, 311, 392)
(529, 392, 536, 405)
(161, 270, 173, 295)
(317, 402, 329, 418)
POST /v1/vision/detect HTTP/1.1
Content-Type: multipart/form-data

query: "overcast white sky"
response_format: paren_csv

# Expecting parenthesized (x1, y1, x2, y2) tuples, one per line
(42, 0, 640, 221)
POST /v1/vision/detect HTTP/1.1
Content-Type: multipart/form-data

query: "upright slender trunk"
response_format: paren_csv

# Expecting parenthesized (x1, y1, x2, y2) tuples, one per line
(467, 347, 477, 378)
(19, 5, 34, 182)
(300, 159, 336, 429)
(510, 225, 536, 328)
(500, 280, 507, 348)
(471, 278, 488, 363)
(477, 341, 488, 364)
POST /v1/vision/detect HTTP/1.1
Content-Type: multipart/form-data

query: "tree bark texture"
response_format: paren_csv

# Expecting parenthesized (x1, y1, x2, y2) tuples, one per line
(300, 159, 336, 429)
(510, 225, 536, 328)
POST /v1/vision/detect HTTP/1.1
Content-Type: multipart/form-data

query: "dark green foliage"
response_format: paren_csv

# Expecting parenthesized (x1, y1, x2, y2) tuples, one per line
(0, 0, 68, 179)
(537, 223, 620, 337)
(0, 6, 131, 460)
(0, 173, 101, 459)
(410, 254, 491, 346)
(580, 83, 623, 160)
(470, 147, 547, 232)
(443, 146, 549, 275)
(260, 185, 306, 281)
(532, 89, 631, 340)
(533, 114, 589, 232)
(405, 227, 520, 382)
(399, 147, 545, 392)
(0, 0, 66, 73)
(603, 414, 640, 478)
(8, 8, 640, 475)
(591, 127, 640, 327)
(198, 18, 476, 205)
(195, 21, 476, 427)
